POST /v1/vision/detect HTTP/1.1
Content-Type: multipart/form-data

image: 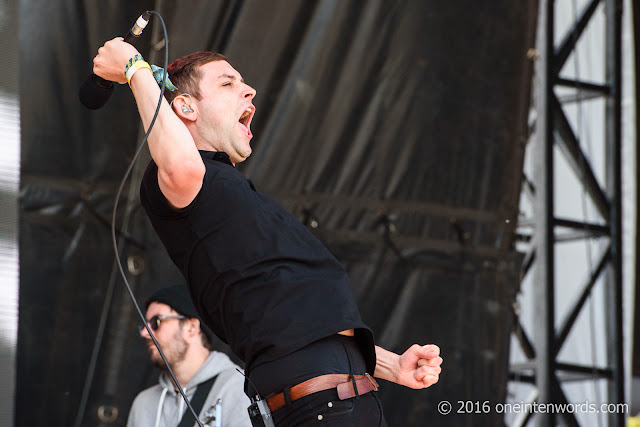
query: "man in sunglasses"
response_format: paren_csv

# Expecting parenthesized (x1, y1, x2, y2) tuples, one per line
(127, 284, 252, 427)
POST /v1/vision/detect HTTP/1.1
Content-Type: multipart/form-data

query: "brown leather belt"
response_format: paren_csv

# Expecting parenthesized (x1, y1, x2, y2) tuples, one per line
(266, 373, 379, 412)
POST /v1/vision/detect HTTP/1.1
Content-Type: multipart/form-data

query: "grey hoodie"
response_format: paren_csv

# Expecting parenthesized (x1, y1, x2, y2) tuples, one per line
(127, 351, 252, 427)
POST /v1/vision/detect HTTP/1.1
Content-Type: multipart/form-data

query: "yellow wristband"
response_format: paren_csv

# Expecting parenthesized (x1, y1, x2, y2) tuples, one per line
(125, 60, 151, 86)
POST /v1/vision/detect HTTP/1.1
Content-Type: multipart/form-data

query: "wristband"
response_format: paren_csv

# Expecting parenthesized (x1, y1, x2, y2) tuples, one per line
(124, 54, 151, 86)
(124, 54, 144, 76)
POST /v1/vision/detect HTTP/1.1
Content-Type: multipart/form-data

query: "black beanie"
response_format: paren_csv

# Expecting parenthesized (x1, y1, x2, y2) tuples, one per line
(144, 284, 216, 345)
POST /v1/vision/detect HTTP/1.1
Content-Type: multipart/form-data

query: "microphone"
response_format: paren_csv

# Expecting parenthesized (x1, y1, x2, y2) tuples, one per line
(78, 11, 152, 110)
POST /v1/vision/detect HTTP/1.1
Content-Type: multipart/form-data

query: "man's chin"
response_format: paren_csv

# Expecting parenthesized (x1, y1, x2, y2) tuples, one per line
(230, 149, 252, 164)
(151, 356, 169, 371)
(241, 145, 253, 159)
(148, 348, 168, 370)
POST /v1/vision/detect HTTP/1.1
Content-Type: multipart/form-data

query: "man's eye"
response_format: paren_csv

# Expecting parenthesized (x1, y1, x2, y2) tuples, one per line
(222, 82, 232, 87)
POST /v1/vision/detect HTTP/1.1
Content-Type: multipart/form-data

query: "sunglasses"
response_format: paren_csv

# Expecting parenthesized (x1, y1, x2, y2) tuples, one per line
(138, 314, 186, 332)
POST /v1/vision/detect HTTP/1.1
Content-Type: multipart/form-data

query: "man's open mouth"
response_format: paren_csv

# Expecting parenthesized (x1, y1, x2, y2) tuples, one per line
(239, 107, 254, 127)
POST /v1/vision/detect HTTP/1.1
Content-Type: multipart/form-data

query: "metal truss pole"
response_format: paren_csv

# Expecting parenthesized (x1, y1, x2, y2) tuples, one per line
(532, 0, 555, 424)
(511, 0, 625, 426)
(604, 0, 624, 425)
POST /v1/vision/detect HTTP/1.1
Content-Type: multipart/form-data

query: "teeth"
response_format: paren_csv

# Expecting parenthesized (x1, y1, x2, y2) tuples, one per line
(240, 109, 251, 120)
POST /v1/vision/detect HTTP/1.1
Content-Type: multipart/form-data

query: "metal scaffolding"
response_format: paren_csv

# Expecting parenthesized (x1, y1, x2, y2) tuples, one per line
(511, 0, 624, 426)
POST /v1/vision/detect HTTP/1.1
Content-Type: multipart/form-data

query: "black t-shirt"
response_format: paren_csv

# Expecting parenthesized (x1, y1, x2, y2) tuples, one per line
(140, 151, 375, 373)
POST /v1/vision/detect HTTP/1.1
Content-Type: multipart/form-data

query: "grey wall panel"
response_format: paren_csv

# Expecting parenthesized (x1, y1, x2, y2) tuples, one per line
(0, 0, 20, 425)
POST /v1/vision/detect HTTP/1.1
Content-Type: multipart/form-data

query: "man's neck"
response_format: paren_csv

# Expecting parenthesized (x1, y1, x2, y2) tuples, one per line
(191, 131, 221, 153)
(171, 347, 211, 388)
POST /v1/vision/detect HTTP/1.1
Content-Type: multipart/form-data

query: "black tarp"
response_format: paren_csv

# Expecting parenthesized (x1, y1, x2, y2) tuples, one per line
(17, 1, 537, 425)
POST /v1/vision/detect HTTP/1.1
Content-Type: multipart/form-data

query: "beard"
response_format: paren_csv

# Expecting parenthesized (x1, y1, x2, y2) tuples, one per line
(149, 329, 188, 370)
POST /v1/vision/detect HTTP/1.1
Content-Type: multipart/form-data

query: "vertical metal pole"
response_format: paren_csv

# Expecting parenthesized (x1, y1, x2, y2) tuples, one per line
(605, 0, 625, 425)
(532, 0, 555, 425)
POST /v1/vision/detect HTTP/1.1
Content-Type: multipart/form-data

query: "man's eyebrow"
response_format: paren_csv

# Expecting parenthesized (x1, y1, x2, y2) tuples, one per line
(218, 74, 245, 83)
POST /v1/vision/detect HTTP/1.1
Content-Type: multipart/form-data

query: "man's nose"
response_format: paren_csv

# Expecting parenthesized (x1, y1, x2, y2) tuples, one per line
(139, 324, 150, 338)
(243, 84, 256, 99)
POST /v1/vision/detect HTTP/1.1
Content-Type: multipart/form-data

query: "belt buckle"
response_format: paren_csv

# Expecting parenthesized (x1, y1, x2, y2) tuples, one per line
(365, 373, 379, 391)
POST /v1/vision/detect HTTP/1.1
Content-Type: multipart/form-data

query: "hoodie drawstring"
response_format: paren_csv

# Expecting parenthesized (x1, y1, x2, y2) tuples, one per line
(178, 387, 187, 420)
(154, 387, 169, 427)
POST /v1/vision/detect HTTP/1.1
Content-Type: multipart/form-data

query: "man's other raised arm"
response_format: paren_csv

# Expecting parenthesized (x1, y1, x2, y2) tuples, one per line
(93, 38, 204, 208)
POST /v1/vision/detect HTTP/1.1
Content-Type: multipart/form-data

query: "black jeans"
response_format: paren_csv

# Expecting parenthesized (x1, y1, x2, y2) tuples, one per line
(248, 334, 387, 426)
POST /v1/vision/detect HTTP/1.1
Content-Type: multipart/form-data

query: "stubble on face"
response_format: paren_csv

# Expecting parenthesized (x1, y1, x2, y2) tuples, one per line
(149, 327, 188, 370)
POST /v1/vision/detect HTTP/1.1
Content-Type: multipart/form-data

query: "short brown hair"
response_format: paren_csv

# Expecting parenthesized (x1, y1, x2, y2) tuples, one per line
(164, 51, 228, 105)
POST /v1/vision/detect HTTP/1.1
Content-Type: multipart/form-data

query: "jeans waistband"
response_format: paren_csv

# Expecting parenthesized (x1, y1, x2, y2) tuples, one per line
(246, 334, 367, 397)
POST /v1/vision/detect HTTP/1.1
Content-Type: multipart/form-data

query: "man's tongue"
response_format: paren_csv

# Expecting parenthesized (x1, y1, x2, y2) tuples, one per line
(239, 122, 252, 138)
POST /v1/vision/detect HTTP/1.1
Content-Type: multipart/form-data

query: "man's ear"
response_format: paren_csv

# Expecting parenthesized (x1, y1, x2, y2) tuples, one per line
(173, 97, 197, 121)
(186, 318, 200, 336)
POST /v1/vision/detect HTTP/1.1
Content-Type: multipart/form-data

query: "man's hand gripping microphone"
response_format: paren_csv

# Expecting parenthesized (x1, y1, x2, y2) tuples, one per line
(78, 11, 151, 110)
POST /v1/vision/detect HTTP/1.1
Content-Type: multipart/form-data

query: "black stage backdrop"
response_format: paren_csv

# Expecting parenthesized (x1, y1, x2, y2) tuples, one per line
(17, 1, 537, 426)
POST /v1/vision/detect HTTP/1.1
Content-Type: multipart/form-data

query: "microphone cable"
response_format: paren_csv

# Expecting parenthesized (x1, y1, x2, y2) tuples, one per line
(107, 11, 206, 427)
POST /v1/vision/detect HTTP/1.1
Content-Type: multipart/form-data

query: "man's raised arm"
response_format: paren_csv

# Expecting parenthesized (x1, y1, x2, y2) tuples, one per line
(92, 38, 204, 208)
